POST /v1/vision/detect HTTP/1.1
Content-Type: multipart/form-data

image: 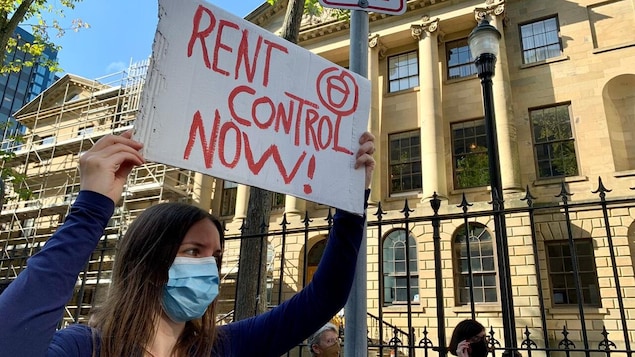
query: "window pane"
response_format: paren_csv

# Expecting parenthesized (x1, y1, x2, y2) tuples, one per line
(389, 130, 422, 194)
(530, 104, 578, 178)
(388, 51, 419, 92)
(482, 257, 494, 271)
(484, 288, 497, 302)
(451, 119, 490, 189)
(221, 181, 239, 215)
(446, 38, 476, 79)
(454, 223, 498, 304)
(383, 230, 419, 305)
(520, 17, 561, 64)
(546, 240, 600, 306)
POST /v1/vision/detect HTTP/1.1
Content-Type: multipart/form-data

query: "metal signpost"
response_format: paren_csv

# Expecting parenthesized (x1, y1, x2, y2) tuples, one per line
(317, 1, 406, 355)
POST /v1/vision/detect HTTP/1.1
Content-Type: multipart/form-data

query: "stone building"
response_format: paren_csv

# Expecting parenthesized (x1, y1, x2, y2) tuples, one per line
(242, 0, 635, 352)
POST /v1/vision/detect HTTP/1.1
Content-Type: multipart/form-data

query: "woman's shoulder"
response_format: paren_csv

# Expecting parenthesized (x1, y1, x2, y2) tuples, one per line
(48, 324, 95, 356)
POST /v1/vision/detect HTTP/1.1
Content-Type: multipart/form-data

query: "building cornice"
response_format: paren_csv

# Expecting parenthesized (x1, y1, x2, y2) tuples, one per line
(245, 0, 452, 44)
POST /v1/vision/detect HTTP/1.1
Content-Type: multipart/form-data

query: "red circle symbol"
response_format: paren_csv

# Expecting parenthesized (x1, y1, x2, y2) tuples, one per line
(316, 67, 359, 117)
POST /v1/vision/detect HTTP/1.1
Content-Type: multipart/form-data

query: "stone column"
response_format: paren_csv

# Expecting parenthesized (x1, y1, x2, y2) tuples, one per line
(411, 17, 448, 200)
(475, 0, 521, 192)
(368, 34, 386, 204)
(192, 172, 213, 211)
(233, 184, 250, 220)
(285, 195, 306, 215)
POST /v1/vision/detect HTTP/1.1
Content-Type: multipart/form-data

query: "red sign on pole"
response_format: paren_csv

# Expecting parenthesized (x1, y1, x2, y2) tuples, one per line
(318, 0, 407, 15)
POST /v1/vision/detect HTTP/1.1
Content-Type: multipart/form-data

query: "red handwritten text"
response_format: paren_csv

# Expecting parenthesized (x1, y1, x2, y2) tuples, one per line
(183, 109, 312, 190)
(228, 86, 352, 155)
(187, 5, 288, 87)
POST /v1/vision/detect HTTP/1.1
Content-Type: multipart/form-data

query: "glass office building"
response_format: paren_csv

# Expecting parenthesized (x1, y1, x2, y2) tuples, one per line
(0, 26, 58, 146)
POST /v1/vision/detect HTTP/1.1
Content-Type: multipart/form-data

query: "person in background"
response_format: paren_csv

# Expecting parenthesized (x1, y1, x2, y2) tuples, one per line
(449, 319, 489, 357)
(308, 322, 341, 357)
(0, 130, 376, 357)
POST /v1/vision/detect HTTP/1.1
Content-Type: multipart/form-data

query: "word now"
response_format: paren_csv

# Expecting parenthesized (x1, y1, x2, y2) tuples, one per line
(183, 109, 319, 194)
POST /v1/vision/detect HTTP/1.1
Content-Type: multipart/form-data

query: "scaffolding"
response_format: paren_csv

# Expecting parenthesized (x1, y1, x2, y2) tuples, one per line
(0, 59, 200, 324)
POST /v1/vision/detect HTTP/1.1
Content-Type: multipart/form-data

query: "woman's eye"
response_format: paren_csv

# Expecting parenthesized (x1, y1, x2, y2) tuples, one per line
(184, 248, 198, 256)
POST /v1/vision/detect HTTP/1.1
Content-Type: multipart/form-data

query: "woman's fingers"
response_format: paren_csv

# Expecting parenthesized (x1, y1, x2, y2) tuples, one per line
(354, 131, 376, 189)
(358, 131, 375, 145)
(85, 141, 145, 165)
(355, 131, 376, 169)
(79, 132, 145, 203)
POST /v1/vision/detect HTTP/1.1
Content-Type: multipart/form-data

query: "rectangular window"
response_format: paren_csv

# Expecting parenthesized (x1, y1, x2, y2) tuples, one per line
(452, 119, 489, 189)
(40, 135, 55, 146)
(546, 240, 601, 306)
(221, 181, 238, 216)
(77, 126, 95, 136)
(177, 172, 190, 186)
(530, 104, 579, 178)
(388, 51, 419, 92)
(520, 17, 562, 64)
(446, 38, 476, 79)
(21, 218, 36, 238)
(107, 207, 123, 229)
(389, 130, 422, 194)
(271, 192, 285, 209)
(65, 184, 80, 203)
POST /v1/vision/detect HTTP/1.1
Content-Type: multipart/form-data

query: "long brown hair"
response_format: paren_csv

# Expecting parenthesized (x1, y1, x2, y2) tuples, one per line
(89, 203, 224, 357)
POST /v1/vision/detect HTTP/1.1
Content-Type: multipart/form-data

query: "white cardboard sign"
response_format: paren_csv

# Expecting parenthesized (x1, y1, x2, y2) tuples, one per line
(134, 0, 371, 214)
(318, 0, 407, 15)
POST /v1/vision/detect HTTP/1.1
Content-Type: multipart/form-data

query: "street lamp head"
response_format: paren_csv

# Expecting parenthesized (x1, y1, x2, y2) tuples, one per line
(468, 19, 502, 59)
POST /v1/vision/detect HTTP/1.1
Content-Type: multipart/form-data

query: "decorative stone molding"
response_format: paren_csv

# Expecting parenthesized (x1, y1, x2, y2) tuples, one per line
(368, 34, 387, 59)
(474, 0, 505, 21)
(411, 15, 440, 41)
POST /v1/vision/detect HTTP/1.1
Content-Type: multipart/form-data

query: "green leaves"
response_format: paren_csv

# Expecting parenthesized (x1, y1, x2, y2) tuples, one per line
(266, 0, 349, 20)
(0, 0, 88, 74)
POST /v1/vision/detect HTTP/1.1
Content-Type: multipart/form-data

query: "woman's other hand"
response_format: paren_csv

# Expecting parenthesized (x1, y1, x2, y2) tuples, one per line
(354, 131, 376, 189)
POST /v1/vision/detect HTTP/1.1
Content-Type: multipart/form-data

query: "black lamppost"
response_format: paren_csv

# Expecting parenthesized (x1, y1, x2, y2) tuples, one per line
(468, 19, 518, 355)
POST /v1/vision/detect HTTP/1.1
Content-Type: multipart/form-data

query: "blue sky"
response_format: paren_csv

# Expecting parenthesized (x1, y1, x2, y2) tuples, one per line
(42, 0, 265, 80)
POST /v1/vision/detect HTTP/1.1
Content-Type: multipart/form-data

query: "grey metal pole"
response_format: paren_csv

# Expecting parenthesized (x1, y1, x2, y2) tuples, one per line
(344, 7, 369, 357)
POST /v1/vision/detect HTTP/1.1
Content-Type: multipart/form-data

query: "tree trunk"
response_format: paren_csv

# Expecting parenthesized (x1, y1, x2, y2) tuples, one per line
(234, 187, 272, 320)
(280, 0, 306, 44)
(233, 0, 307, 321)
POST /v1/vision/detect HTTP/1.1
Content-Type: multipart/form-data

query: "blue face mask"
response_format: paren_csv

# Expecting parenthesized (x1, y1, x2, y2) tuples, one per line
(162, 256, 219, 323)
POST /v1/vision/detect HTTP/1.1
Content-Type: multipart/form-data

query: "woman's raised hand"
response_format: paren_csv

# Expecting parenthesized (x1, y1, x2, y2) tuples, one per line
(79, 130, 145, 203)
(354, 131, 376, 189)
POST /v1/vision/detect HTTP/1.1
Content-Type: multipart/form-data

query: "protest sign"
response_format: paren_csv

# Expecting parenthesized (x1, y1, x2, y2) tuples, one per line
(134, 0, 371, 214)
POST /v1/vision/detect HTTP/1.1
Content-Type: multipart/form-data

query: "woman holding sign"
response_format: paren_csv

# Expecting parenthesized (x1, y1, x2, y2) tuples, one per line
(0, 130, 375, 357)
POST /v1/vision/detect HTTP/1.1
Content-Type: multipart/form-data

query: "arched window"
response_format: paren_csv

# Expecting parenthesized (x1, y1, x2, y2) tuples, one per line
(305, 238, 327, 284)
(453, 223, 498, 304)
(383, 229, 419, 306)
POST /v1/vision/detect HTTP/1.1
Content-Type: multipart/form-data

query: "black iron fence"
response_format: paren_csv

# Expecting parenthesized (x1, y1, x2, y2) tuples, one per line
(223, 176, 635, 357)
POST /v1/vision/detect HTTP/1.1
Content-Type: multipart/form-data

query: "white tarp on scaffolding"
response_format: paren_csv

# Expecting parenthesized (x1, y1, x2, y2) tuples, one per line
(134, 0, 370, 214)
